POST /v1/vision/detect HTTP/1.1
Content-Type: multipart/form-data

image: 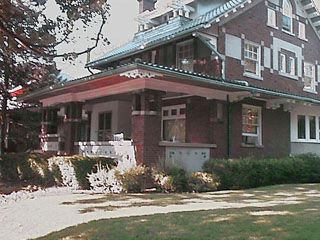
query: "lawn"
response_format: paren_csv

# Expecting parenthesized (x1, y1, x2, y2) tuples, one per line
(37, 184, 320, 240)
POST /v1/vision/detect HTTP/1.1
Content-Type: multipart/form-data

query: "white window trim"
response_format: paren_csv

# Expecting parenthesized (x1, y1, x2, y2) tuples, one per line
(242, 104, 262, 146)
(243, 41, 262, 78)
(267, 8, 278, 29)
(291, 113, 320, 143)
(298, 22, 308, 41)
(280, 53, 286, 73)
(303, 62, 317, 93)
(289, 56, 295, 76)
(282, 0, 293, 33)
(161, 104, 186, 142)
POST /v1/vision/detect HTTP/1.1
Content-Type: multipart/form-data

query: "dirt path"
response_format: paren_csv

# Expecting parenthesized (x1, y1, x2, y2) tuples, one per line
(0, 184, 319, 240)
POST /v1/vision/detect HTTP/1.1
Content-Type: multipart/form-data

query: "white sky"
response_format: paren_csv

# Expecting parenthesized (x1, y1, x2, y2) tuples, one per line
(55, 0, 320, 80)
(55, 0, 139, 79)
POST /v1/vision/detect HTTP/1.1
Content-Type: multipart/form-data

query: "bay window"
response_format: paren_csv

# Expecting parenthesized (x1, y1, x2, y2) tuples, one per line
(162, 104, 186, 142)
(242, 105, 262, 146)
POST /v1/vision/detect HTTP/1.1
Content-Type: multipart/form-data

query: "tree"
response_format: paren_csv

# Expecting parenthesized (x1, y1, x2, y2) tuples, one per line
(0, 0, 110, 155)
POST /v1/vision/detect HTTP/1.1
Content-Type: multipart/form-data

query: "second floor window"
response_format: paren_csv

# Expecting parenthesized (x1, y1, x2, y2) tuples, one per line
(176, 40, 194, 72)
(282, 0, 293, 33)
(244, 42, 261, 77)
(304, 62, 316, 92)
(279, 53, 296, 76)
(298, 22, 306, 40)
(267, 8, 277, 28)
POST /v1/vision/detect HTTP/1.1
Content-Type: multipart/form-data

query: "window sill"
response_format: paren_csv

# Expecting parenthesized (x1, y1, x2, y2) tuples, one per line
(159, 141, 217, 148)
(243, 72, 263, 81)
(282, 29, 295, 37)
(241, 143, 264, 148)
(267, 24, 278, 30)
(279, 72, 298, 80)
(132, 111, 158, 116)
(303, 88, 317, 94)
(298, 36, 308, 42)
(291, 140, 320, 144)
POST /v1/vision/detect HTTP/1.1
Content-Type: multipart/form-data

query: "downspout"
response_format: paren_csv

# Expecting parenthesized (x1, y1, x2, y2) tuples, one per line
(227, 94, 231, 158)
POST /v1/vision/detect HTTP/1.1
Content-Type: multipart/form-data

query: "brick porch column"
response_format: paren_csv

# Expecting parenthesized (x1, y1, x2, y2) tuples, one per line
(131, 90, 164, 166)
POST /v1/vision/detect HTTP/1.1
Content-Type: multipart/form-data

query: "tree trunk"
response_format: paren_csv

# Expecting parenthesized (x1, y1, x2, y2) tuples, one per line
(0, 66, 9, 156)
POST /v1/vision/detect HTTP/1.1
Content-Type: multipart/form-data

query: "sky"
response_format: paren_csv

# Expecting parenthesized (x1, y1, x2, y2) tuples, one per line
(55, 0, 139, 79)
(55, 0, 320, 80)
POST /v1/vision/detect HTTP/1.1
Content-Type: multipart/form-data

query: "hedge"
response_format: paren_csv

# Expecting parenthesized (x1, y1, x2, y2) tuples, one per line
(203, 154, 320, 190)
(70, 156, 116, 189)
(0, 153, 61, 186)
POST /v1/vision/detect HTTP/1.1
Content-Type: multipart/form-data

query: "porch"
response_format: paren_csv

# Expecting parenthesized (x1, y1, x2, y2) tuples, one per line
(20, 62, 320, 170)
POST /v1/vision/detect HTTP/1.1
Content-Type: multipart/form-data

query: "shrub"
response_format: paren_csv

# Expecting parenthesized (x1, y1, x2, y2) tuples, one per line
(70, 156, 116, 189)
(203, 154, 320, 190)
(0, 153, 59, 186)
(115, 165, 149, 193)
(188, 172, 220, 192)
(167, 167, 189, 192)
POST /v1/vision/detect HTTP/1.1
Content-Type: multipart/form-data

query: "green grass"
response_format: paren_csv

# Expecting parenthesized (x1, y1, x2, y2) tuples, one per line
(37, 184, 320, 240)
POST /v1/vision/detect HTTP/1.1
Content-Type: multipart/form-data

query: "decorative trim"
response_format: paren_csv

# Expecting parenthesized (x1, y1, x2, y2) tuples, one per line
(120, 69, 161, 78)
(159, 141, 217, 148)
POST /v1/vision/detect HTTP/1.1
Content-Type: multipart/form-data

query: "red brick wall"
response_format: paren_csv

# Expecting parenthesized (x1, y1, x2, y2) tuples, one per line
(217, 0, 320, 99)
(132, 114, 164, 166)
(229, 99, 290, 158)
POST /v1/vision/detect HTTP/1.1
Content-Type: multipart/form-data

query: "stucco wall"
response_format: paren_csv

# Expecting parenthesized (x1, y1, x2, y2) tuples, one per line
(291, 143, 320, 155)
(89, 101, 132, 141)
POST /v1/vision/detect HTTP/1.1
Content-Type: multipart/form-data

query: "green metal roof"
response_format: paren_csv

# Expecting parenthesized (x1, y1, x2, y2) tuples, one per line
(86, 0, 247, 68)
(21, 61, 320, 105)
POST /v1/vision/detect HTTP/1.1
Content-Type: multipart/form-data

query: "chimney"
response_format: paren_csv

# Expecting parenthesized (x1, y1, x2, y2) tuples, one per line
(137, 0, 157, 13)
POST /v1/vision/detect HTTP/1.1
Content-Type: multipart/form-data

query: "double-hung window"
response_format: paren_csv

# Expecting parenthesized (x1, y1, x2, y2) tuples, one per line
(267, 8, 277, 28)
(282, 0, 293, 33)
(242, 105, 262, 146)
(304, 62, 316, 92)
(176, 40, 194, 71)
(298, 22, 306, 40)
(244, 42, 261, 77)
(162, 105, 186, 142)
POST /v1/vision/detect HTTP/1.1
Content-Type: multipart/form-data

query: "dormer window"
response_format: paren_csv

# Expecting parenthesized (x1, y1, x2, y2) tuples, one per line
(176, 39, 194, 72)
(282, 0, 293, 33)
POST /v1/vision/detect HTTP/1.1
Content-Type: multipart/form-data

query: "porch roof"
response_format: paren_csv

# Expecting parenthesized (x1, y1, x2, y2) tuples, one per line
(20, 61, 320, 105)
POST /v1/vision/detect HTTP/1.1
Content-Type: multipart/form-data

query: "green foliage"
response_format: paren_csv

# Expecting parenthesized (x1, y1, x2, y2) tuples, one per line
(70, 156, 116, 190)
(188, 172, 220, 193)
(0, 153, 60, 186)
(115, 166, 150, 193)
(167, 167, 189, 192)
(203, 154, 320, 190)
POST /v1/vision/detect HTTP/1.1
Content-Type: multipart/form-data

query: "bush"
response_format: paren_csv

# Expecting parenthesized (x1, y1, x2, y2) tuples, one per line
(0, 153, 59, 186)
(70, 156, 116, 189)
(167, 167, 189, 192)
(115, 165, 150, 193)
(203, 154, 320, 190)
(188, 172, 220, 192)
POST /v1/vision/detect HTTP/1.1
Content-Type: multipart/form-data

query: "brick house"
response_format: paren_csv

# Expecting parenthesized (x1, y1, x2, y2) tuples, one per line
(21, 0, 320, 171)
